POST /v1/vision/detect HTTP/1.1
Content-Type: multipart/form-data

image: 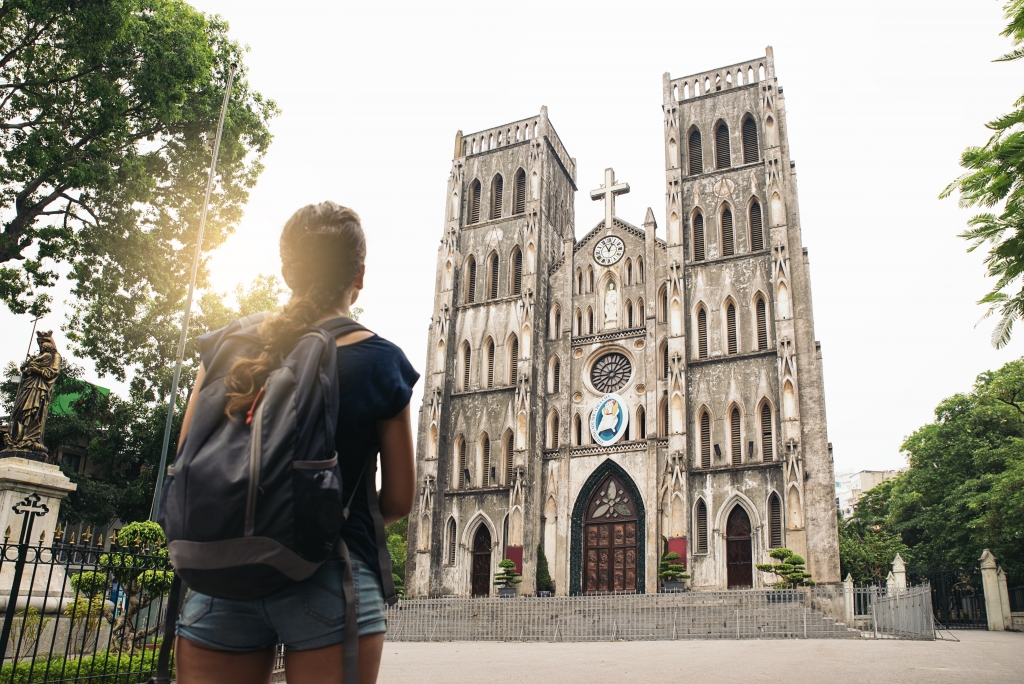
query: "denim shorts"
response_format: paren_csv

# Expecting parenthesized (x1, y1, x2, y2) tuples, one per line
(176, 556, 386, 651)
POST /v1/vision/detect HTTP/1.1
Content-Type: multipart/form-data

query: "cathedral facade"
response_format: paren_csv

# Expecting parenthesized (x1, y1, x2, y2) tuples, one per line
(405, 48, 840, 597)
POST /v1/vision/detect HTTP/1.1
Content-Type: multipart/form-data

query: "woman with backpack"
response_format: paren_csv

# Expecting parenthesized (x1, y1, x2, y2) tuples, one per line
(167, 202, 417, 683)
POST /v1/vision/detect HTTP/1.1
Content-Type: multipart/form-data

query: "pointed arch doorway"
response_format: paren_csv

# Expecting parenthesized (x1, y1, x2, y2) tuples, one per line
(583, 473, 638, 594)
(472, 526, 492, 597)
(726, 506, 753, 588)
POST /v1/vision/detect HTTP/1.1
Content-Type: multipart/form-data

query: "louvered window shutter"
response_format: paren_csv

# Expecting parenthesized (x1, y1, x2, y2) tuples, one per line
(551, 415, 559, 449)
(721, 208, 734, 256)
(750, 201, 763, 251)
(487, 342, 495, 388)
(482, 437, 490, 486)
(588, 310, 594, 335)
(553, 358, 560, 392)
(509, 338, 519, 385)
(757, 298, 768, 350)
(506, 434, 514, 482)
(693, 213, 705, 261)
(696, 501, 708, 553)
(492, 175, 503, 219)
(469, 182, 481, 224)
(458, 440, 467, 488)
(638, 258, 645, 283)
(463, 345, 471, 391)
(697, 309, 708, 359)
(466, 259, 476, 303)
(660, 288, 668, 322)
(512, 249, 523, 295)
(731, 407, 741, 465)
(716, 124, 731, 169)
(626, 260, 632, 285)
(743, 117, 759, 163)
(662, 400, 669, 437)
(447, 519, 456, 563)
(638, 407, 646, 439)
(769, 495, 782, 547)
(700, 412, 711, 468)
(514, 171, 526, 214)
(627, 305, 634, 328)
(688, 130, 703, 175)
(761, 404, 773, 461)
(489, 256, 499, 299)
(727, 303, 737, 354)
(662, 344, 669, 379)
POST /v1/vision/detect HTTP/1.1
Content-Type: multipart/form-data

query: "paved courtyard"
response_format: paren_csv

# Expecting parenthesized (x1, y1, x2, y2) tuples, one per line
(379, 630, 1024, 683)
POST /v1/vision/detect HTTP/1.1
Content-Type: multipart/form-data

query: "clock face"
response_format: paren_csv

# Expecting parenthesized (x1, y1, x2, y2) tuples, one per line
(593, 236, 625, 266)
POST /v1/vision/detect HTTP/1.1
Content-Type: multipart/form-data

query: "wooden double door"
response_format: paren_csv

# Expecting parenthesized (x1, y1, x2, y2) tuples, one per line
(471, 526, 491, 597)
(583, 474, 638, 594)
(726, 506, 753, 588)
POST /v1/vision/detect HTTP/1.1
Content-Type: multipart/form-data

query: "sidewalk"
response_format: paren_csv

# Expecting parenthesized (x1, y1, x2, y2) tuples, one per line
(379, 630, 1024, 683)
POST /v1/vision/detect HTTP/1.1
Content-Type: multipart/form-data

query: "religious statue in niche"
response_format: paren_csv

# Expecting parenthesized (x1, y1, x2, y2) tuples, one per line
(2, 331, 61, 461)
(603, 279, 619, 328)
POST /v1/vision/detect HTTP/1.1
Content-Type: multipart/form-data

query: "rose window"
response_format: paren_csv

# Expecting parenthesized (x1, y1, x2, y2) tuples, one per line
(590, 352, 631, 394)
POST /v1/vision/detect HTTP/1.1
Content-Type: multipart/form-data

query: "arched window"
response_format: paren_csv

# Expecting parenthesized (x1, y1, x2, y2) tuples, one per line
(637, 257, 645, 283)
(761, 403, 774, 461)
(510, 247, 523, 296)
(750, 200, 764, 251)
(715, 121, 731, 169)
(446, 517, 457, 564)
(742, 116, 759, 163)
(768, 493, 783, 547)
(487, 252, 499, 299)
(550, 356, 561, 393)
(699, 410, 711, 468)
(694, 500, 708, 554)
(513, 168, 527, 214)
(468, 180, 481, 225)
(550, 304, 561, 339)
(726, 302, 737, 354)
(661, 341, 669, 379)
(462, 342, 472, 391)
(548, 411, 560, 449)
(730, 406, 742, 465)
(485, 338, 495, 388)
(688, 129, 703, 175)
(503, 429, 514, 483)
(491, 174, 503, 219)
(481, 433, 491, 486)
(756, 297, 768, 350)
(697, 307, 708, 359)
(465, 256, 477, 304)
(636, 406, 646, 439)
(576, 268, 583, 294)
(588, 265, 594, 292)
(692, 212, 705, 261)
(457, 435, 467, 488)
(636, 298, 645, 326)
(721, 207, 734, 256)
(625, 258, 632, 285)
(660, 397, 669, 437)
(658, 285, 668, 323)
(587, 307, 594, 335)
(575, 308, 583, 336)
(573, 413, 583, 446)
(626, 299, 634, 328)
(508, 334, 519, 385)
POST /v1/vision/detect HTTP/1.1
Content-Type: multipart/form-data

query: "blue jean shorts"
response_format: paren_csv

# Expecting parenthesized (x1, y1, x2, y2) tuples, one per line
(176, 556, 386, 652)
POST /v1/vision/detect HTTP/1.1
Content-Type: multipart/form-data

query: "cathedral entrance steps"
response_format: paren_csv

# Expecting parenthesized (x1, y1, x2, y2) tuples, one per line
(385, 589, 874, 642)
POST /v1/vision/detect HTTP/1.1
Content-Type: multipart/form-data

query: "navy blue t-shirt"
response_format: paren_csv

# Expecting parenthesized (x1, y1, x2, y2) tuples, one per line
(335, 335, 419, 574)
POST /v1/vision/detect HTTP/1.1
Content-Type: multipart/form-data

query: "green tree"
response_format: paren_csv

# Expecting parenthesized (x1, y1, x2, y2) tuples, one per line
(536, 543, 554, 593)
(756, 548, 815, 588)
(385, 516, 407, 595)
(493, 558, 522, 589)
(837, 487, 911, 585)
(0, 0, 278, 395)
(657, 552, 690, 584)
(941, 1, 1024, 347)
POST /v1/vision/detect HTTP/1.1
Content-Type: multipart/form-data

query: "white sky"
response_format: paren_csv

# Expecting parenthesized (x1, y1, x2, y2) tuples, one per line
(3, 0, 1023, 475)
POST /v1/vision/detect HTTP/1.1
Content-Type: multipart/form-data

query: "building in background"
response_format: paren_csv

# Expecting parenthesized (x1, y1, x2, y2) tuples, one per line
(835, 470, 903, 518)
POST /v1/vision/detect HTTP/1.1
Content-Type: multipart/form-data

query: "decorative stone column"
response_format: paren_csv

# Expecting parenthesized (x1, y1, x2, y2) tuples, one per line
(885, 571, 896, 593)
(979, 549, 1005, 631)
(842, 573, 855, 627)
(891, 553, 907, 590)
(997, 567, 1013, 631)
(0, 457, 76, 611)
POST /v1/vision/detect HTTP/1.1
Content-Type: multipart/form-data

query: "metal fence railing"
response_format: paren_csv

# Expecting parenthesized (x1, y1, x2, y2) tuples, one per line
(1009, 586, 1024, 613)
(870, 586, 935, 640)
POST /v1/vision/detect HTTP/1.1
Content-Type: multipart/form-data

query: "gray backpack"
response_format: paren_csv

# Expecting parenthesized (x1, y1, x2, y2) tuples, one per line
(152, 314, 395, 684)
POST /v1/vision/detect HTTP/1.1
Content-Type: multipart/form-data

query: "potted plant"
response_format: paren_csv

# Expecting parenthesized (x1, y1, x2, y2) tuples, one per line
(494, 558, 522, 598)
(658, 552, 690, 592)
(536, 544, 555, 597)
(756, 548, 815, 600)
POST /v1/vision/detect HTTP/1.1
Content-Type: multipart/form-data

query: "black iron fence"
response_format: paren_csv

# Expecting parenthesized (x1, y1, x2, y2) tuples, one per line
(1010, 585, 1024, 613)
(909, 566, 987, 629)
(0, 495, 172, 683)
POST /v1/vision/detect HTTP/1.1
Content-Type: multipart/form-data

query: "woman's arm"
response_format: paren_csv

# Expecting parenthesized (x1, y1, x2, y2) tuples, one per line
(376, 402, 415, 527)
(177, 364, 206, 451)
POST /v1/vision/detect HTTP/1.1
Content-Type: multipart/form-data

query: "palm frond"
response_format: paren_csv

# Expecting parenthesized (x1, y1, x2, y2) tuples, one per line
(991, 309, 1016, 348)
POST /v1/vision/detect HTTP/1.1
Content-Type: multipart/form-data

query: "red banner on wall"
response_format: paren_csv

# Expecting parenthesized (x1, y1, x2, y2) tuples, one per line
(668, 537, 687, 567)
(505, 545, 524, 574)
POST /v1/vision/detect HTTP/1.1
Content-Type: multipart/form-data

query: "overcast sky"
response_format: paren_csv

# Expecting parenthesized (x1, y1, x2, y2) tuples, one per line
(3, 0, 1023, 475)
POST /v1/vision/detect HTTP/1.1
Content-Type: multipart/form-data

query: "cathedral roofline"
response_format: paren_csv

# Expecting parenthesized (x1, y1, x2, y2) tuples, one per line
(573, 217, 665, 255)
(453, 106, 576, 183)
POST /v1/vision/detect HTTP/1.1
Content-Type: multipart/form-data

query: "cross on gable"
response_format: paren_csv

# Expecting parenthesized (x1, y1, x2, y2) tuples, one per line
(590, 168, 630, 229)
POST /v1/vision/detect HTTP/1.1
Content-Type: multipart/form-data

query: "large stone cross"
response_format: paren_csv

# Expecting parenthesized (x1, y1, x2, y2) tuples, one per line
(590, 167, 630, 229)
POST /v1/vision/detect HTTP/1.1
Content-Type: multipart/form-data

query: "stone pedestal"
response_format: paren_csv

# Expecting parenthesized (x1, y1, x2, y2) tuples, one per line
(0, 457, 77, 612)
(980, 549, 1004, 632)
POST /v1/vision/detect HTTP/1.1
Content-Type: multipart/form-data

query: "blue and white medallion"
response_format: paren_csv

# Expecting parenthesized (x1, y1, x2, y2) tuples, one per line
(590, 393, 629, 447)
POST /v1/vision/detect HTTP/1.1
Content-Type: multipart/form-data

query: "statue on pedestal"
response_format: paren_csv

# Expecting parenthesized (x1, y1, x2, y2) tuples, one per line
(2, 331, 61, 461)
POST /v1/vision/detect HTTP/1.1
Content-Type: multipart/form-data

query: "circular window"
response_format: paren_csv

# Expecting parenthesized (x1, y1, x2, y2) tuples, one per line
(590, 352, 632, 394)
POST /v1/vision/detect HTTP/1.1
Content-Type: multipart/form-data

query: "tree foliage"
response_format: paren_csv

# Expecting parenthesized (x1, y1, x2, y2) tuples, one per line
(0, 0, 278, 394)
(657, 551, 689, 583)
(756, 548, 815, 588)
(493, 559, 522, 589)
(837, 487, 911, 585)
(536, 543, 555, 593)
(941, 1, 1024, 347)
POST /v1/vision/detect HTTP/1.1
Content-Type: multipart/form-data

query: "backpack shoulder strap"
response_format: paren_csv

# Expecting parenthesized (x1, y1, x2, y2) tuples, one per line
(315, 316, 370, 339)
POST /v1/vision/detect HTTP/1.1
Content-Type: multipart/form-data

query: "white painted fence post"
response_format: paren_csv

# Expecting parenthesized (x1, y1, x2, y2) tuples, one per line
(843, 574, 855, 627)
(997, 567, 1012, 631)
(885, 571, 896, 593)
(979, 549, 1005, 631)
(892, 553, 907, 590)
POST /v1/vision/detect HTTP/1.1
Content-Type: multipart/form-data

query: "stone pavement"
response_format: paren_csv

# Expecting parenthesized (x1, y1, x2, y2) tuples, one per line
(378, 630, 1024, 683)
